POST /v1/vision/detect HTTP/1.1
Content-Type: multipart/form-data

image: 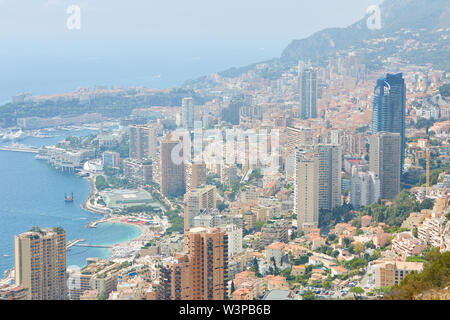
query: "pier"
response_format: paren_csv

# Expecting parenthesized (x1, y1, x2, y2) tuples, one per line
(66, 239, 86, 249)
(73, 244, 113, 248)
(67, 238, 112, 249)
(0, 145, 39, 153)
(87, 218, 108, 228)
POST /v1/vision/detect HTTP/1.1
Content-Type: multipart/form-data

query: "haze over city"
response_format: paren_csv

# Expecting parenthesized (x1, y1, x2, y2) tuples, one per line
(0, 0, 448, 307)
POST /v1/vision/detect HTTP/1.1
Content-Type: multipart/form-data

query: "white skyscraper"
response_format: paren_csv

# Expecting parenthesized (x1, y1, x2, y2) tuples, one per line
(316, 144, 342, 211)
(294, 150, 319, 234)
(350, 170, 380, 210)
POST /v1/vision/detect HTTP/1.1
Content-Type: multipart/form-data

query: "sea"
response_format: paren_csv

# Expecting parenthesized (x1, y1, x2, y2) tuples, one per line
(0, 128, 141, 276)
(0, 36, 291, 103)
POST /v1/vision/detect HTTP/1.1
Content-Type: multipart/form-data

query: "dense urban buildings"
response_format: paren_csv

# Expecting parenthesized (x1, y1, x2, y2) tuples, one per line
(184, 185, 217, 230)
(1, 1, 449, 303)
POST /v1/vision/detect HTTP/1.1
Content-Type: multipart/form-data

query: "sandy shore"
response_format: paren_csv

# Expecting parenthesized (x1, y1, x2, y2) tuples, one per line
(80, 174, 153, 254)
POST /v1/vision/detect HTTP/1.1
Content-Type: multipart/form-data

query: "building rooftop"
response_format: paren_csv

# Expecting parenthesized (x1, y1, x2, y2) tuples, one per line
(263, 290, 293, 300)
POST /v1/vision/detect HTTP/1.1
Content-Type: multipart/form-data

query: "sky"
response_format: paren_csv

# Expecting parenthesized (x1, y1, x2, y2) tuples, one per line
(0, 0, 385, 101)
(0, 0, 384, 39)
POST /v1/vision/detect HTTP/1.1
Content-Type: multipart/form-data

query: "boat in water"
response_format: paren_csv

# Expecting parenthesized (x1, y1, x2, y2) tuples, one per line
(0, 129, 27, 143)
(64, 192, 74, 202)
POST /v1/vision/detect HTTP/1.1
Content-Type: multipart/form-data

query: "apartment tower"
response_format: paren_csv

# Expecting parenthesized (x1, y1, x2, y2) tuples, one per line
(160, 134, 186, 197)
(369, 132, 401, 200)
(294, 150, 319, 233)
(129, 124, 157, 160)
(316, 144, 342, 211)
(14, 227, 67, 300)
(185, 227, 228, 300)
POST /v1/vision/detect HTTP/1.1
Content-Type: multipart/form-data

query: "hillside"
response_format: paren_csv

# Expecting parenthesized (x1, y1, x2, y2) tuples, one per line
(185, 0, 450, 88)
(282, 0, 450, 63)
(384, 248, 450, 300)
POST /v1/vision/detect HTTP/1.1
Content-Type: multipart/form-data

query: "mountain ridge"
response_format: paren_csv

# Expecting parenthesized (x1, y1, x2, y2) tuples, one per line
(184, 0, 450, 88)
(281, 0, 450, 63)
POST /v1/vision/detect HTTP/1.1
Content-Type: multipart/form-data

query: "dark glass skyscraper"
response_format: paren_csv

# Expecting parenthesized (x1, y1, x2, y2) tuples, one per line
(299, 68, 317, 119)
(371, 73, 406, 174)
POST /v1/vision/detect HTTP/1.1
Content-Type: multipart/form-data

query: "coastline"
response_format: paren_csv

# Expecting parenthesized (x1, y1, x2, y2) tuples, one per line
(80, 173, 152, 257)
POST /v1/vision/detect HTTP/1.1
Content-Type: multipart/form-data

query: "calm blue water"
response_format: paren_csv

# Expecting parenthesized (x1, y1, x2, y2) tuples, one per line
(0, 37, 290, 103)
(0, 130, 142, 276)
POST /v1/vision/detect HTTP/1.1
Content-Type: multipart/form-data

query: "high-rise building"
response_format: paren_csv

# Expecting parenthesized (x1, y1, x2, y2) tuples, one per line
(103, 151, 120, 168)
(129, 124, 157, 160)
(221, 96, 243, 125)
(299, 68, 318, 119)
(159, 253, 191, 300)
(102, 151, 120, 168)
(159, 228, 229, 301)
(369, 132, 401, 200)
(316, 144, 342, 211)
(185, 227, 228, 300)
(371, 73, 406, 174)
(294, 150, 319, 233)
(14, 227, 67, 300)
(350, 170, 380, 210)
(181, 97, 195, 130)
(223, 224, 243, 258)
(184, 185, 217, 230)
(285, 127, 313, 179)
(160, 134, 185, 197)
(185, 161, 207, 193)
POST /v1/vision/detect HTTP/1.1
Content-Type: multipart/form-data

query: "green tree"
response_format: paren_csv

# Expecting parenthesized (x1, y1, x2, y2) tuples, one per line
(302, 290, 317, 300)
(95, 175, 109, 191)
(98, 292, 106, 300)
(350, 287, 364, 299)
